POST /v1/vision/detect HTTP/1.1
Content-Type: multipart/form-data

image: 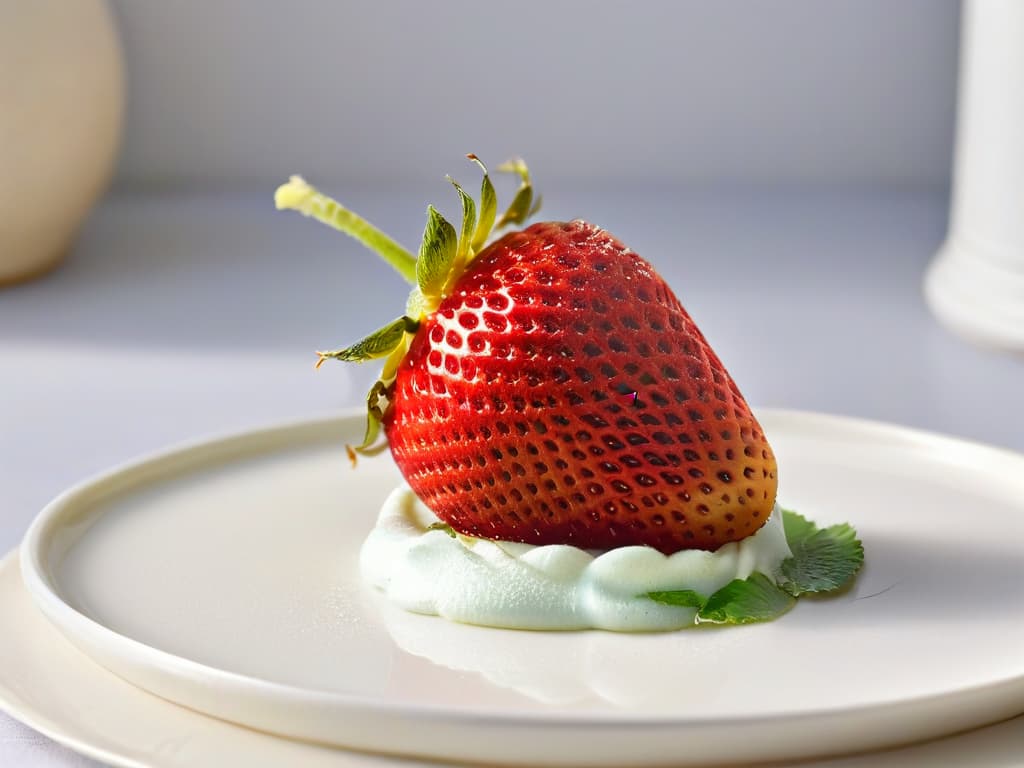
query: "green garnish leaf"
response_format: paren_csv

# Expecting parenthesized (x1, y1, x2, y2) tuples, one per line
(315, 316, 417, 367)
(641, 509, 863, 626)
(778, 509, 864, 596)
(644, 574, 795, 625)
(426, 522, 457, 538)
(645, 589, 706, 609)
(416, 205, 458, 299)
(782, 508, 817, 544)
(468, 155, 497, 254)
(698, 572, 796, 625)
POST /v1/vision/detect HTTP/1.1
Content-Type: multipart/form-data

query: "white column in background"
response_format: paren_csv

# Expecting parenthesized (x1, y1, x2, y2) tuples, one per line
(925, 0, 1024, 351)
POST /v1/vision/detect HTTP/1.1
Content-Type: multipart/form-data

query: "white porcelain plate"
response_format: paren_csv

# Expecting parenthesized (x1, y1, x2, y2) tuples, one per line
(17, 411, 1024, 766)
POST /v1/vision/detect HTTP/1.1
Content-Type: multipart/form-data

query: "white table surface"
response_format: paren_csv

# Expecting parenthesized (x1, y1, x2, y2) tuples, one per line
(2, 186, 1022, 766)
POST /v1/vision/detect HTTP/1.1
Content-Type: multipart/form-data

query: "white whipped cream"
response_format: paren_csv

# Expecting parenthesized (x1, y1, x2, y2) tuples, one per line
(360, 485, 792, 631)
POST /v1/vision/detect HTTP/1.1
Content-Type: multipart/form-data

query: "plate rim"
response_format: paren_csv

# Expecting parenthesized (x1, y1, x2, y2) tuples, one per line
(14, 407, 1024, 765)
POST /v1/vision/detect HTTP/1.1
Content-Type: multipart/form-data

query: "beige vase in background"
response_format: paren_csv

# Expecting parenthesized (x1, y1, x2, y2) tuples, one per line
(0, 0, 123, 286)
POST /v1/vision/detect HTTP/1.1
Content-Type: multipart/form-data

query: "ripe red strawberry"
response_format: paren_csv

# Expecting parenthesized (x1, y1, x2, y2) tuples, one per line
(277, 157, 777, 553)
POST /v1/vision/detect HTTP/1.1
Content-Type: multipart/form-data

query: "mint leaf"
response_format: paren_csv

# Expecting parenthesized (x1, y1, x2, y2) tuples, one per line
(640, 510, 863, 626)
(698, 572, 796, 624)
(779, 509, 864, 596)
(645, 589, 706, 609)
(416, 205, 457, 298)
(782, 508, 817, 544)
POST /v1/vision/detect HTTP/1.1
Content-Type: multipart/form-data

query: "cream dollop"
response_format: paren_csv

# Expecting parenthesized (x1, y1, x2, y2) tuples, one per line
(360, 485, 792, 631)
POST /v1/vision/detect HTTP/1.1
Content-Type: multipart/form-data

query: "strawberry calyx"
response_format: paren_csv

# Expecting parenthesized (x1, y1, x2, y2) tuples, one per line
(275, 155, 541, 457)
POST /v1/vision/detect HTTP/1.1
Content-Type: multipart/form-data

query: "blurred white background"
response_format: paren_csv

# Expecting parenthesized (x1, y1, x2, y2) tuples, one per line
(110, 0, 958, 189)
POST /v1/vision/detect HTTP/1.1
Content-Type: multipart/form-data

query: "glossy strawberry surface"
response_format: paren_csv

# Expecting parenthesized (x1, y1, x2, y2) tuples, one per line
(384, 220, 777, 553)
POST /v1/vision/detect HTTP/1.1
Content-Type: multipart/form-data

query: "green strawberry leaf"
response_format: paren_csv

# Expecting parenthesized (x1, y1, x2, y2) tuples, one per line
(778, 509, 864, 596)
(315, 316, 417, 366)
(416, 206, 458, 299)
(352, 403, 383, 457)
(698, 572, 796, 624)
(645, 589, 706, 609)
(495, 158, 534, 230)
(497, 157, 530, 182)
(447, 176, 477, 262)
(468, 155, 497, 254)
(345, 378, 393, 461)
(497, 187, 533, 230)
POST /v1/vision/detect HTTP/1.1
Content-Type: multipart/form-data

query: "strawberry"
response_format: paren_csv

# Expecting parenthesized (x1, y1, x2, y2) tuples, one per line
(276, 157, 777, 553)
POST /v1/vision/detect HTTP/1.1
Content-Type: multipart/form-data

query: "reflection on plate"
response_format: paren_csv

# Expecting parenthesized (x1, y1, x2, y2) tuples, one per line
(16, 411, 1024, 766)
(376, 596, 791, 708)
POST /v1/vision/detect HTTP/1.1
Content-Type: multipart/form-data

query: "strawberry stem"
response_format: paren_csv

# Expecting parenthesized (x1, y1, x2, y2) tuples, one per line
(275, 176, 418, 285)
